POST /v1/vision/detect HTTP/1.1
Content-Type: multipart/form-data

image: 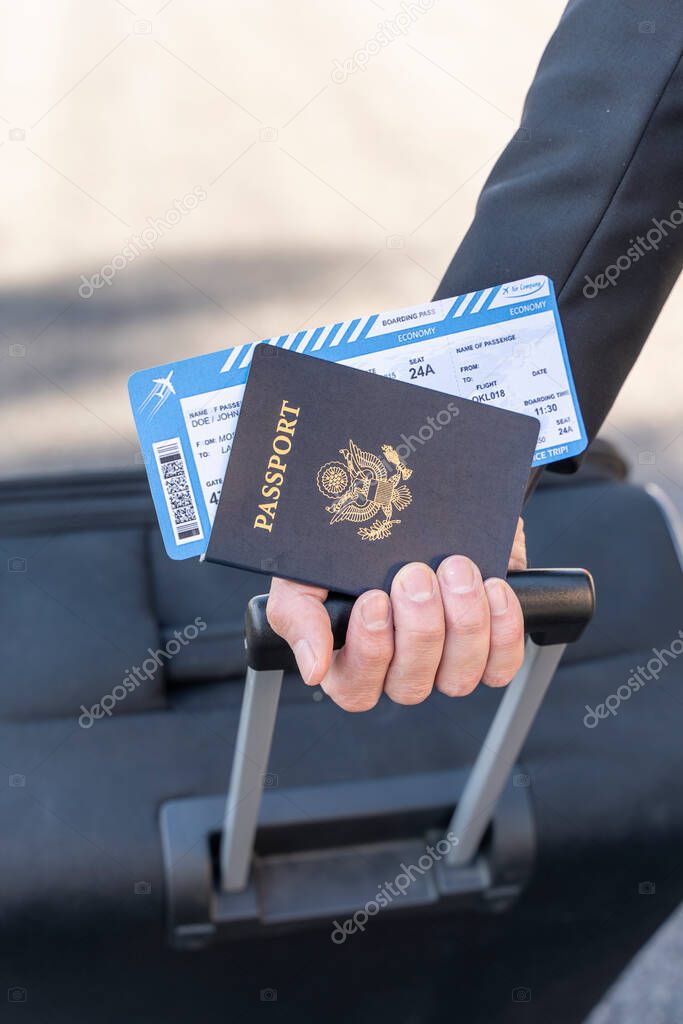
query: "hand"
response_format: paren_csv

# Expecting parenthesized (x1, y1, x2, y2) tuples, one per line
(266, 518, 527, 712)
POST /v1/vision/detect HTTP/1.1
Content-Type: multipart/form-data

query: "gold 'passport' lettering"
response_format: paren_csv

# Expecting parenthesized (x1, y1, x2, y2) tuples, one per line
(253, 400, 300, 532)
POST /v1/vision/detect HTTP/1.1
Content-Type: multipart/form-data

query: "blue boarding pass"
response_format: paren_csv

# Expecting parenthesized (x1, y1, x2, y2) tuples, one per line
(129, 274, 587, 559)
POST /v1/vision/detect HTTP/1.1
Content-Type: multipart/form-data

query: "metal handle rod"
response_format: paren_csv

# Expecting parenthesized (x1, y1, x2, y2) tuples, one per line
(219, 666, 283, 892)
(222, 640, 568, 888)
(446, 639, 566, 867)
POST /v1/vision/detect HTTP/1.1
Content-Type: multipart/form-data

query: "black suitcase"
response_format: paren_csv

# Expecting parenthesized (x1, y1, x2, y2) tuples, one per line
(1, 440, 682, 1023)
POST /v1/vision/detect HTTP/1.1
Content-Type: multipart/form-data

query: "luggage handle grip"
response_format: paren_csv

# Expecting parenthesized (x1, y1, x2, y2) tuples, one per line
(245, 568, 595, 671)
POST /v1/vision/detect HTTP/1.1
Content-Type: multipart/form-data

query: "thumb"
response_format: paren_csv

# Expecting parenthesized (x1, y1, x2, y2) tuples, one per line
(508, 517, 527, 572)
(266, 577, 332, 684)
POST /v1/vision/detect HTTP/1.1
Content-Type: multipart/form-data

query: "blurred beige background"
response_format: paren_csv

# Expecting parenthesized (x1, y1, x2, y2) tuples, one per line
(1, 0, 681, 516)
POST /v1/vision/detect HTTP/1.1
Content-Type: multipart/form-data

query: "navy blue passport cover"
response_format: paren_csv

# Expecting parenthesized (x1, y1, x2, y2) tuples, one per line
(205, 345, 539, 595)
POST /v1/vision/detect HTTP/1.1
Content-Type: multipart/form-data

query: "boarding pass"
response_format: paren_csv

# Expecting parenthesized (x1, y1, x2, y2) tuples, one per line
(128, 274, 587, 559)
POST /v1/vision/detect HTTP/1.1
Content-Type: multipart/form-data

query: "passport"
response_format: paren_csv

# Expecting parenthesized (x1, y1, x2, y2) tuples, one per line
(205, 345, 539, 595)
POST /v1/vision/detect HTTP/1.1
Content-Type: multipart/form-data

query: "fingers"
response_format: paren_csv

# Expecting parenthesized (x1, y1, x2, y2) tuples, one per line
(434, 556, 490, 697)
(268, 555, 525, 714)
(383, 563, 444, 705)
(508, 517, 527, 571)
(320, 590, 393, 712)
(481, 578, 525, 687)
(266, 577, 332, 685)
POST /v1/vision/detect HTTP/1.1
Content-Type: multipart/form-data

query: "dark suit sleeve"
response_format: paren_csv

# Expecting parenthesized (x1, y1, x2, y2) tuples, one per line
(433, 0, 683, 473)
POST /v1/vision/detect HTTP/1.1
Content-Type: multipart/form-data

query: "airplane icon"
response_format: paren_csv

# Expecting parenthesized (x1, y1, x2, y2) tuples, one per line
(139, 370, 176, 418)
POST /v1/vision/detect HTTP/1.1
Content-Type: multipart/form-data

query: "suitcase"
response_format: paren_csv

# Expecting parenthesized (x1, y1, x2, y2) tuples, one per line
(1, 439, 682, 1023)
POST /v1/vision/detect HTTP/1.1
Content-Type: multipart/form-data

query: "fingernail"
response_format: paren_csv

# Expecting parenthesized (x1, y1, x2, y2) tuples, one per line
(486, 579, 509, 616)
(359, 592, 391, 631)
(440, 555, 476, 594)
(397, 563, 435, 602)
(294, 639, 317, 682)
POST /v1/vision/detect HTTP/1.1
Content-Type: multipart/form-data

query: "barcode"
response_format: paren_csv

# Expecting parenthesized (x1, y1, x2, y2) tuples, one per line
(152, 438, 204, 545)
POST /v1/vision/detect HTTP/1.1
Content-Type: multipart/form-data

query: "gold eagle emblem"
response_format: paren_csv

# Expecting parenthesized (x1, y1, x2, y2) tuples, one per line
(316, 439, 413, 541)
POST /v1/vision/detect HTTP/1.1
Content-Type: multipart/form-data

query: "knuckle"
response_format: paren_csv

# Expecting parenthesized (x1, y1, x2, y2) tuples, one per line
(442, 580, 487, 624)
(492, 618, 524, 651)
(361, 652, 392, 678)
(384, 660, 434, 703)
(435, 671, 480, 698)
(457, 656, 485, 689)
(362, 655, 389, 679)
(449, 600, 489, 639)
(483, 647, 524, 688)
(402, 623, 445, 650)
(436, 641, 487, 695)
(266, 595, 289, 636)
(359, 631, 394, 666)
(329, 688, 380, 713)
(482, 670, 515, 688)
(385, 683, 432, 706)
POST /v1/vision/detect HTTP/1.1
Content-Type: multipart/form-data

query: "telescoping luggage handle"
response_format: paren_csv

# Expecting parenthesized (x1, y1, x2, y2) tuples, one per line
(220, 568, 595, 892)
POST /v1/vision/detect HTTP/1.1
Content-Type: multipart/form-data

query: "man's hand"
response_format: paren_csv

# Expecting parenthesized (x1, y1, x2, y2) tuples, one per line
(266, 518, 527, 712)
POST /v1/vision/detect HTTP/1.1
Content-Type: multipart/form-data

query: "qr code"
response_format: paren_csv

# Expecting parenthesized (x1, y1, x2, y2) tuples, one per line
(153, 439, 204, 544)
